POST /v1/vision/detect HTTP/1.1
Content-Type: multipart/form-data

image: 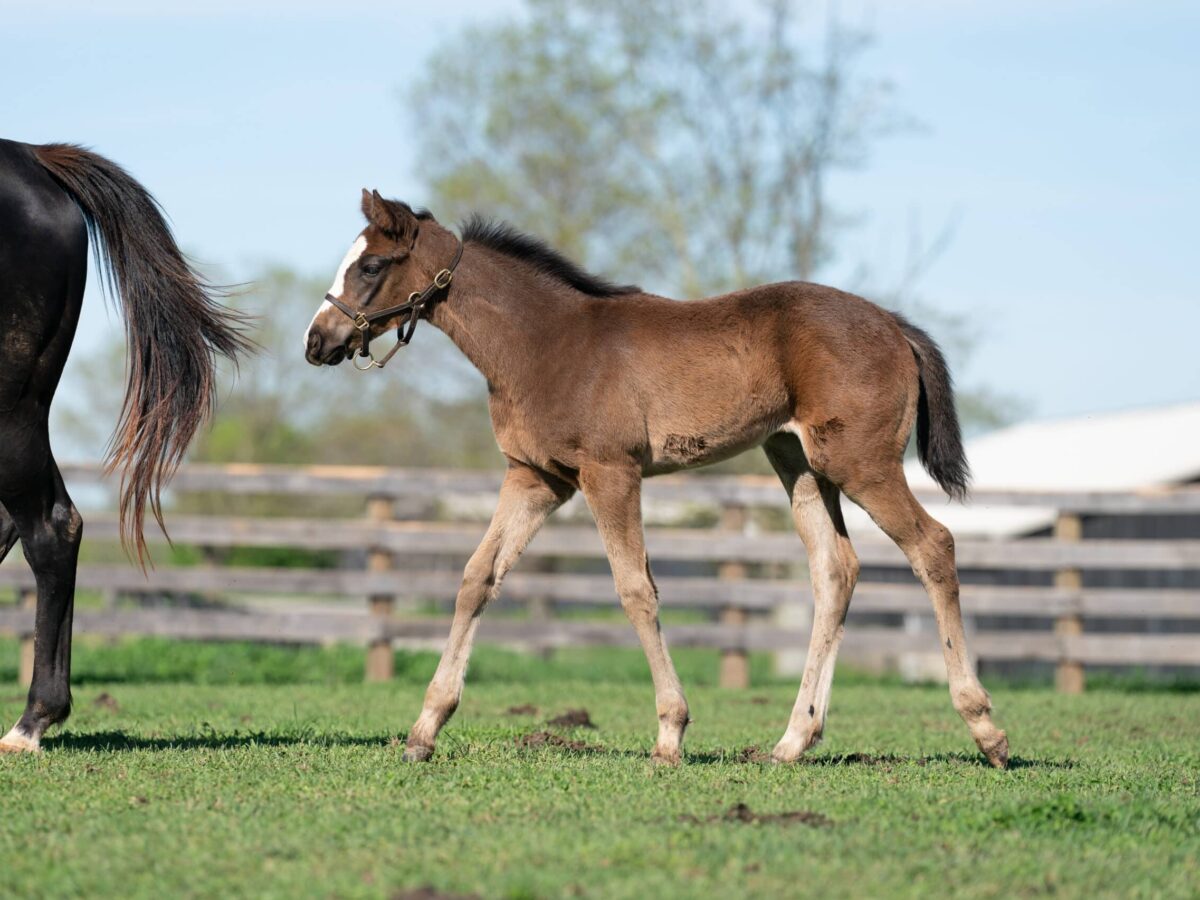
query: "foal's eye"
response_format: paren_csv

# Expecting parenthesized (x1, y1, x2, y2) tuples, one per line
(362, 264, 383, 277)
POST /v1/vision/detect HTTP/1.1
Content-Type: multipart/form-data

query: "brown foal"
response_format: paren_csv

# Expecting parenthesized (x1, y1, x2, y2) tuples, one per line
(304, 190, 1008, 768)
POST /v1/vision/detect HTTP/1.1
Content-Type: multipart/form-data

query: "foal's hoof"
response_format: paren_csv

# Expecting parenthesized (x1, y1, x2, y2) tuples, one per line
(770, 734, 815, 765)
(651, 748, 682, 767)
(401, 744, 434, 763)
(979, 731, 1009, 770)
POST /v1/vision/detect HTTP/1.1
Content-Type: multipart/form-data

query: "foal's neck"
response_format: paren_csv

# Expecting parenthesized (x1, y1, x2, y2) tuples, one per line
(428, 243, 580, 386)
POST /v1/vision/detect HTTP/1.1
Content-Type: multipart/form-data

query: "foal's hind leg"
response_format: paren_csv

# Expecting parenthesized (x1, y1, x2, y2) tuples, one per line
(763, 436, 859, 763)
(849, 468, 1008, 768)
(403, 461, 573, 762)
(580, 464, 689, 763)
(0, 457, 83, 754)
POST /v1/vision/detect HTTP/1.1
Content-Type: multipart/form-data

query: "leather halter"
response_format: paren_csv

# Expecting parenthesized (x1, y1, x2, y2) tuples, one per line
(324, 239, 463, 370)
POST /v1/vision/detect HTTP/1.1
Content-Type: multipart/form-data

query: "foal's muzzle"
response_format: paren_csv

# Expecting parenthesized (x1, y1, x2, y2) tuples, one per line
(305, 329, 349, 366)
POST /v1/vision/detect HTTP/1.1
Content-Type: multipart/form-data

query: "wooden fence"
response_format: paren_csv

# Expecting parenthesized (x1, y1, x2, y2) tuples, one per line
(1, 463, 1198, 692)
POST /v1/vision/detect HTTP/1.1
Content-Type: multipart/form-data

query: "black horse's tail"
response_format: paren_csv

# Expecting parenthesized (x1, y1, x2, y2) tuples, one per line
(31, 143, 251, 564)
(891, 312, 970, 500)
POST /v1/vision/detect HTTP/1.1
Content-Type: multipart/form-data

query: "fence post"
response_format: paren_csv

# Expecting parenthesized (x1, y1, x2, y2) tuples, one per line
(18, 588, 36, 688)
(1053, 512, 1085, 694)
(364, 494, 396, 682)
(527, 570, 556, 660)
(717, 503, 750, 689)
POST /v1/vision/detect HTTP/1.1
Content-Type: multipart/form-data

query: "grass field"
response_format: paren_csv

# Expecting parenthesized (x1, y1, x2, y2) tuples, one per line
(0, 640, 1198, 899)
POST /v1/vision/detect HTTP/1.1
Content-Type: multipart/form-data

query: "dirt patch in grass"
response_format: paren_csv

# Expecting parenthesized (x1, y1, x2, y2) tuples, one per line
(546, 708, 595, 729)
(681, 803, 833, 828)
(736, 745, 773, 764)
(392, 887, 480, 900)
(93, 692, 120, 713)
(515, 731, 603, 753)
(506, 704, 538, 716)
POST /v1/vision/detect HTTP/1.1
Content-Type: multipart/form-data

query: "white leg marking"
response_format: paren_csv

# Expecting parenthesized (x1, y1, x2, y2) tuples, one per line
(0, 723, 40, 754)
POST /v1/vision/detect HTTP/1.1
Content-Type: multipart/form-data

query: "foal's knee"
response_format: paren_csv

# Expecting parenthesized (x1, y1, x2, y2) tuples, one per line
(810, 542, 858, 605)
(615, 578, 659, 627)
(458, 549, 512, 611)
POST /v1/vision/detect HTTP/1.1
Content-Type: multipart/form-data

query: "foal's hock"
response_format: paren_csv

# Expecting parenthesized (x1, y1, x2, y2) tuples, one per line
(305, 190, 1008, 768)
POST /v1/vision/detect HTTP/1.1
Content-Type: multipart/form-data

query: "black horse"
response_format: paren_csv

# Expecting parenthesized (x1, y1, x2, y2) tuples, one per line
(0, 140, 248, 753)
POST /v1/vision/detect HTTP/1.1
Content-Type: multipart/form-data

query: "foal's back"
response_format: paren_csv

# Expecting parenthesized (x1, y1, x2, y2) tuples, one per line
(592, 281, 918, 473)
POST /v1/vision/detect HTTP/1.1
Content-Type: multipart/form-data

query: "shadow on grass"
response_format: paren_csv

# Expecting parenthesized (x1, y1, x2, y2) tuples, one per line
(44, 730, 651, 759)
(686, 748, 1075, 770)
(40, 732, 1074, 771)
(44, 730, 392, 753)
(800, 751, 1074, 771)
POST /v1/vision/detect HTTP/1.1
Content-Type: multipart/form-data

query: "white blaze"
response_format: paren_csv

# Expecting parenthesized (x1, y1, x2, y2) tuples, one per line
(305, 235, 369, 347)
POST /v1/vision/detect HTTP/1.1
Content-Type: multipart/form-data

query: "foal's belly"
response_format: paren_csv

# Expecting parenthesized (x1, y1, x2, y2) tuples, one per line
(643, 405, 787, 475)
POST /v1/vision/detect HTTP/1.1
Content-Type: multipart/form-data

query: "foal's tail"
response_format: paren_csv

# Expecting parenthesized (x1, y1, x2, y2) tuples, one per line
(31, 143, 251, 564)
(891, 313, 970, 500)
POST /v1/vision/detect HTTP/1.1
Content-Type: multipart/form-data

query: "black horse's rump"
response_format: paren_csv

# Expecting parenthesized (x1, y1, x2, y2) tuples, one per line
(27, 142, 251, 560)
(0, 138, 248, 750)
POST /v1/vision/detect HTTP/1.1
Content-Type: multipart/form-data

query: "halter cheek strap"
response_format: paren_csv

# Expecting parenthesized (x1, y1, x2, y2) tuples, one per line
(325, 239, 463, 370)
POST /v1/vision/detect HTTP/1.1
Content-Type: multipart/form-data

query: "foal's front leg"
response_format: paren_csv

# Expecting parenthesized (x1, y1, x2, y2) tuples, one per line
(580, 464, 690, 764)
(403, 462, 572, 762)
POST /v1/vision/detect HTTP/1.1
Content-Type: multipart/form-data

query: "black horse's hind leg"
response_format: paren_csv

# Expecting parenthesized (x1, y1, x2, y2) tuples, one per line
(0, 503, 17, 563)
(0, 458, 82, 754)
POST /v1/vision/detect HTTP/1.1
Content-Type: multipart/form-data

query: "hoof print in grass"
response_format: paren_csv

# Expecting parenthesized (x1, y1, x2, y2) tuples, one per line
(546, 708, 595, 729)
(681, 802, 832, 828)
(391, 887, 480, 900)
(736, 745, 772, 764)
(515, 731, 601, 753)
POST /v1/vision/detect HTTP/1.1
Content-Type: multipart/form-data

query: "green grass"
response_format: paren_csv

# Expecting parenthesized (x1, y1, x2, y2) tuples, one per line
(0, 642, 1198, 899)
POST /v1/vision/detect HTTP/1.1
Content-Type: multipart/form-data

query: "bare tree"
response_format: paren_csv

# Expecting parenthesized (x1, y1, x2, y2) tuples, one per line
(408, 0, 1021, 437)
(411, 0, 905, 297)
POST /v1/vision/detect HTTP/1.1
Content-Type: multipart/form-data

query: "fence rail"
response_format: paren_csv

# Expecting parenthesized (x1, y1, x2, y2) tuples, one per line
(2, 463, 1198, 691)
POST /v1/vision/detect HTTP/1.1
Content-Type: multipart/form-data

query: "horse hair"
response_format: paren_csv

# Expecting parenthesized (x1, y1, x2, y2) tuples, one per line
(460, 214, 640, 298)
(31, 143, 252, 564)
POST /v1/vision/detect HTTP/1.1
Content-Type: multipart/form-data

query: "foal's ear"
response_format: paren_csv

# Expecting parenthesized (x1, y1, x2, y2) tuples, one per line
(361, 188, 418, 244)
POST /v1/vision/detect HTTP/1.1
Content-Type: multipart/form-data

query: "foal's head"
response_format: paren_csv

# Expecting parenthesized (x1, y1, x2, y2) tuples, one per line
(304, 190, 444, 367)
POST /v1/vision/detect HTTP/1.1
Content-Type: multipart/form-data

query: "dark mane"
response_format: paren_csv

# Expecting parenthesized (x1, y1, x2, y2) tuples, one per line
(460, 215, 639, 297)
(402, 202, 436, 221)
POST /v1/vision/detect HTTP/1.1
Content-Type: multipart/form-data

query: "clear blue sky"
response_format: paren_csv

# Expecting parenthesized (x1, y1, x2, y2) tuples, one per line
(4, 0, 1197, 435)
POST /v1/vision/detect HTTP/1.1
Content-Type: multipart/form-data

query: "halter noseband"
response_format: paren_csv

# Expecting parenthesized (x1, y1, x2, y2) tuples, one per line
(324, 239, 463, 370)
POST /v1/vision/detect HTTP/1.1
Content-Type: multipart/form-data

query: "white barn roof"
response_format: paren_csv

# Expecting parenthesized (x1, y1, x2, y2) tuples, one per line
(844, 401, 1200, 540)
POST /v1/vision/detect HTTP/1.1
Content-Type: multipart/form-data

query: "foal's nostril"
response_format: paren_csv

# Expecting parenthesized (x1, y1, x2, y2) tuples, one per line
(306, 331, 322, 353)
